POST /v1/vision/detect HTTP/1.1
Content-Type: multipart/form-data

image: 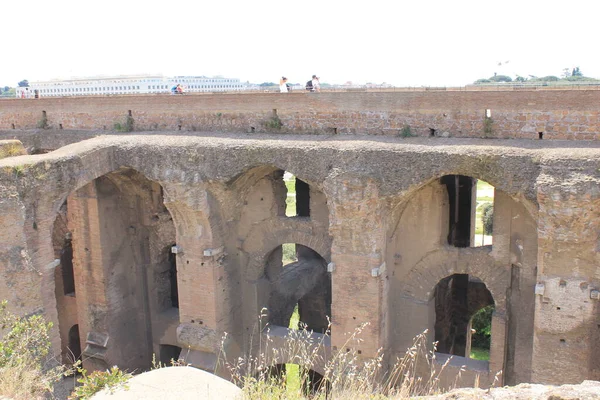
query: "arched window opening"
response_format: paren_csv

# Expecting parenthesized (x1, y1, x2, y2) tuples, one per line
(268, 244, 331, 334)
(434, 274, 494, 360)
(283, 171, 310, 217)
(441, 176, 494, 247)
(68, 324, 82, 362)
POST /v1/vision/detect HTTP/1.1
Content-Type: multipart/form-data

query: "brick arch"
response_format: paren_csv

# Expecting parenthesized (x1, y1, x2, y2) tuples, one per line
(243, 217, 331, 281)
(41, 165, 193, 358)
(228, 163, 327, 194)
(398, 246, 509, 311)
(388, 172, 537, 231)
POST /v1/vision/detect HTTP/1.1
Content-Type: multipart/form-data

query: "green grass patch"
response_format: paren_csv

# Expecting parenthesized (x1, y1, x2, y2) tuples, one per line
(286, 305, 301, 392)
(285, 364, 300, 394)
(470, 347, 490, 361)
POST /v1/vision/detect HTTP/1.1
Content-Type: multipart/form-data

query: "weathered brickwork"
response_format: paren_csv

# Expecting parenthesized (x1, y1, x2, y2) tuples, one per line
(1, 89, 600, 139)
(0, 128, 599, 389)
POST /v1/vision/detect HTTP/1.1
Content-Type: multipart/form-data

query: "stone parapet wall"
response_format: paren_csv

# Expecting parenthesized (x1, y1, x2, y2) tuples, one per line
(1, 90, 599, 139)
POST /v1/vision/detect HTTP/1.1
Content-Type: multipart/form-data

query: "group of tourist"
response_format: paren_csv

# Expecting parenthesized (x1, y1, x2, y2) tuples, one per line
(170, 84, 185, 95)
(279, 75, 321, 93)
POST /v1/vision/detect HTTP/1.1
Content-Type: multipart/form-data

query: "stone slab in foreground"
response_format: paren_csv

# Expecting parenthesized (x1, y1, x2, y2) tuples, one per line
(92, 367, 241, 400)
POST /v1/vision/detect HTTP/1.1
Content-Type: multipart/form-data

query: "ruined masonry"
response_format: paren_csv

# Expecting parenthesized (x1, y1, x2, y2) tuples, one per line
(0, 89, 599, 388)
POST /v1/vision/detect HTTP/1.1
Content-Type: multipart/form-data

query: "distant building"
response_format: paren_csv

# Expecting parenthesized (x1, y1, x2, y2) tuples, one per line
(16, 75, 247, 97)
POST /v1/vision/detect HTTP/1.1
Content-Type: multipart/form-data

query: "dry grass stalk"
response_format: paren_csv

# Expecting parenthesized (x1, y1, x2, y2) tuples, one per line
(217, 311, 484, 400)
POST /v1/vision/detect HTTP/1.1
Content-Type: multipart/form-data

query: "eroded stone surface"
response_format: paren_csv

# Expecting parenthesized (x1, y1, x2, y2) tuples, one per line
(0, 133, 599, 390)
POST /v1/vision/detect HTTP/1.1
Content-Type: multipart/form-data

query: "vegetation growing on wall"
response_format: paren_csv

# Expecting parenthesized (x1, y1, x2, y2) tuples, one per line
(37, 112, 49, 129)
(483, 117, 494, 136)
(114, 114, 135, 132)
(264, 114, 283, 130)
(399, 125, 414, 138)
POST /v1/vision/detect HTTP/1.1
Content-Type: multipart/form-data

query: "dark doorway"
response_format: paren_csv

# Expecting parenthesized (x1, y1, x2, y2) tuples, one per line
(434, 274, 494, 358)
(295, 178, 310, 217)
(61, 234, 75, 295)
(68, 324, 82, 362)
(159, 344, 182, 366)
(441, 175, 476, 247)
(168, 247, 178, 308)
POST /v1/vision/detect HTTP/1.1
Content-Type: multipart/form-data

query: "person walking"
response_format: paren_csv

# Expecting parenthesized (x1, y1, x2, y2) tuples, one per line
(279, 77, 289, 93)
(311, 75, 321, 93)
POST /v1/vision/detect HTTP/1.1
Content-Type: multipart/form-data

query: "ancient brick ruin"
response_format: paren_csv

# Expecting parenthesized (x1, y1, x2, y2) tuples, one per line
(0, 89, 599, 388)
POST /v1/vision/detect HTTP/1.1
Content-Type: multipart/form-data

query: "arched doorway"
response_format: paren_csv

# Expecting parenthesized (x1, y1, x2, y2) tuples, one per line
(68, 324, 82, 362)
(433, 274, 494, 360)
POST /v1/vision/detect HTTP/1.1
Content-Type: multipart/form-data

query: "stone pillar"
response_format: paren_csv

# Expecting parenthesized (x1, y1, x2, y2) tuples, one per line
(326, 177, 386, 357)
(163, 183, 225, 372)
(68, 182, 111, 371)
(531, 173, 600, 383)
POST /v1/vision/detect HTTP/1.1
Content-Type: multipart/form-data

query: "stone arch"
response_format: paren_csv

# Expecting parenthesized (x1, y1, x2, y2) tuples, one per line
(45, 166, 178, 371)
(228, 164, 326, 194)
(388, 172, 537, 237)
(398, 246, 508, 311)
(243, 218, 332, 282)
(393, 246, 509, 379)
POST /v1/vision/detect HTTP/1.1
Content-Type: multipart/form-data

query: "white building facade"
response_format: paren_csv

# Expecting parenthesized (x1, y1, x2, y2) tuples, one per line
(16, 75, 247, 97)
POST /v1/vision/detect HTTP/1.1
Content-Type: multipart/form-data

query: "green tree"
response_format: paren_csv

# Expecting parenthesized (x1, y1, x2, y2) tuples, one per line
(489, 75, 512, 83)
(259, 82, 276, 87)
(481, 203, 493, 235)
(471, 305, 494, 348)
(17, 80, 29, 87)
(572, 67, 583, 76)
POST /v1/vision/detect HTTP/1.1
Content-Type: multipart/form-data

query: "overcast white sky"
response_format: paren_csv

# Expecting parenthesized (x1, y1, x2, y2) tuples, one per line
(3, 0, 599, 87)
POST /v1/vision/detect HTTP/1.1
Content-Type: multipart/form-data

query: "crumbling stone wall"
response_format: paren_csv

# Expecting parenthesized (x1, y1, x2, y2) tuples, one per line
(0, 135, 598, 388)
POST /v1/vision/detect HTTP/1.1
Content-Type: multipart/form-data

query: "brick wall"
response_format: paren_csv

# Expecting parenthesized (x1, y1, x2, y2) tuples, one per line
(1, 90, 599, 139)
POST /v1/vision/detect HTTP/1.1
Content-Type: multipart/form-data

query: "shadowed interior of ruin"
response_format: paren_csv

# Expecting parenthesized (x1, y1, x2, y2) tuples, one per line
(51, 168, 178, 372)
(434, 274, 494, 358)
(441, 175, 475, 247)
